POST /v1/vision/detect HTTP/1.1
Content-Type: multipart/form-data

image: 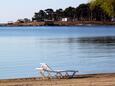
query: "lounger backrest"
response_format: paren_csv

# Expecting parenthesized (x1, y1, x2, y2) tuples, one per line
(40, 63, 52, 71)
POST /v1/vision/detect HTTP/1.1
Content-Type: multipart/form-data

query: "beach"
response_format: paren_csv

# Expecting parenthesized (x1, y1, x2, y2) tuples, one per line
(1, 73, 115, 86)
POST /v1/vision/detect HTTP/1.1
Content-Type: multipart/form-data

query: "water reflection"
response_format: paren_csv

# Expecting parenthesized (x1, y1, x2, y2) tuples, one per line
(78, 36, 115, 44)
(34, 36, 115, 44)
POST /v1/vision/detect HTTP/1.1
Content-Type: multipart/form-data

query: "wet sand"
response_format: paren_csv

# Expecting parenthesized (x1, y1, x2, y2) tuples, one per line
(1, 73, 115, 86)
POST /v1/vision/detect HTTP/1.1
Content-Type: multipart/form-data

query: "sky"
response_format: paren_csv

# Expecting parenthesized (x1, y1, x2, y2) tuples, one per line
(0, 0, 88, 23)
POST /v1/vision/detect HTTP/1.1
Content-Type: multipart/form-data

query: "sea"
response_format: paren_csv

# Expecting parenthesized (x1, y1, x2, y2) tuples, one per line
(0, 25, 115, 79)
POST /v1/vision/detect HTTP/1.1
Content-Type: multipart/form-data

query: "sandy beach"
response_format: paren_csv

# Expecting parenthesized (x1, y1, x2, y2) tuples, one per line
(0, 73, 115, 86)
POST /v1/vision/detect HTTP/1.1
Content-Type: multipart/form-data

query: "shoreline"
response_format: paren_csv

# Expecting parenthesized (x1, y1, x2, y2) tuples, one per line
(0, 21, 115, 27)
(1, 73, 115, 86)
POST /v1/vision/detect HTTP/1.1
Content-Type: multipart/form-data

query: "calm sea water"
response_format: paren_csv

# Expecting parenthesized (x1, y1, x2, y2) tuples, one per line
(0, 25, 115, 79)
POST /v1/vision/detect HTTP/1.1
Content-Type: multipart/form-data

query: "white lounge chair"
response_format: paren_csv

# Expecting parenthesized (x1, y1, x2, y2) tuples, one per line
(36, 63, 79, 79)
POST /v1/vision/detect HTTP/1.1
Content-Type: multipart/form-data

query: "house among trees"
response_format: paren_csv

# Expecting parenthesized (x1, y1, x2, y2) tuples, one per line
(16, 18, 31, 23)
(61, 18, 78, 22)
(62, 18, 69, 22)
(8, 21, 14, 25)
(111, 17, 115, 22)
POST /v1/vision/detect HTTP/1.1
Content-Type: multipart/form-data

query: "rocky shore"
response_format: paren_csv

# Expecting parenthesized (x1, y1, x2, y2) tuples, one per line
(0, 21, 115, 27)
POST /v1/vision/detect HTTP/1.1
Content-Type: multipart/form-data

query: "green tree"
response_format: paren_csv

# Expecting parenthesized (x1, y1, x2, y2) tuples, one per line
(76, 4, 91, 20)
(32, 10, 47, 21)
(45, 9, 54, 20)
(92, 6, 107, 21)
(55, 9, 64, 21)
(90, 0, 115, 17)
(64, 7, 76, 20)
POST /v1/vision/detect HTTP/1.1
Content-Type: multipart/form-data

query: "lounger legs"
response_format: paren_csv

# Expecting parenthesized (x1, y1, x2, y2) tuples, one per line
(55, 72, 63, 79)
(39, 71, 46, 79)
(71, 72, 77, 78)
(39, 72, 51, 79)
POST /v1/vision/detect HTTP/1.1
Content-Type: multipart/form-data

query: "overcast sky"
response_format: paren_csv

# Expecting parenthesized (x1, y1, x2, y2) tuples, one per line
(0, 0, 88, 23)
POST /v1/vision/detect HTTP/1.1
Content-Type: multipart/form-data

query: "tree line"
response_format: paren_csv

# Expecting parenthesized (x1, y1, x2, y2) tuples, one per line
(18, 0, 115, 23)
(32, 4, 95, 22)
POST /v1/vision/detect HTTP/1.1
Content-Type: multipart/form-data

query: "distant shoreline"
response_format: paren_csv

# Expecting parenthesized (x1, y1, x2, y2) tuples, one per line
(1, 73, 115, 86)
(0, 21, 115, 27)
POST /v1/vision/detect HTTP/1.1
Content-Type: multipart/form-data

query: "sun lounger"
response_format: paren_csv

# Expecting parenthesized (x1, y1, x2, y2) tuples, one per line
(36, 63, 79, 79)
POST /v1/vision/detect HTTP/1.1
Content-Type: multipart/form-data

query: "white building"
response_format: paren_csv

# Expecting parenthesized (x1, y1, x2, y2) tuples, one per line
(111, 17, 115, 22)
(61, 18, 78, 22)
(62, 18, 69, 22)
